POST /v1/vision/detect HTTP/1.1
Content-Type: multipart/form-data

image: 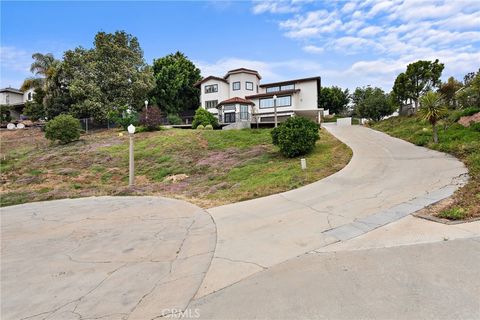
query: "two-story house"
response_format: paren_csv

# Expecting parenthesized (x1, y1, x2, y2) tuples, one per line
(0, 87, 35, 121)
(194, 68, 321, 128)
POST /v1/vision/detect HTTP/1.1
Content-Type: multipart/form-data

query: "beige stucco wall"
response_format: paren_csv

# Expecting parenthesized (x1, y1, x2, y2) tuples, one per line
(0, 92, 24, 105)
(294, 80, 318, 110)
(226, 73, 260, 98)
(200, 79, 229, 109)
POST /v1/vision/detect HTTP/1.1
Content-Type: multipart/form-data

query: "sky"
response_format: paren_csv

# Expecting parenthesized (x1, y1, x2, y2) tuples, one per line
(1, 0, 479, 92)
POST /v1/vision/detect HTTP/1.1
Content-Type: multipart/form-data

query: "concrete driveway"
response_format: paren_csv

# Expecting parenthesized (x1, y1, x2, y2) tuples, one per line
(1, 124, 473, 319)
(1, 196, 216, 320)
(196, 124, 468, 297)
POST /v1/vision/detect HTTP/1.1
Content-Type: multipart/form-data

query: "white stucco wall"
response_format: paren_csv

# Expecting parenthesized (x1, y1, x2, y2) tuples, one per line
(226, 73, 260, 98)
(0, 92, 24, 105)
(200, 79, 229, 109)
(23, 88, 35, 102)
(294, 80, 318, 110)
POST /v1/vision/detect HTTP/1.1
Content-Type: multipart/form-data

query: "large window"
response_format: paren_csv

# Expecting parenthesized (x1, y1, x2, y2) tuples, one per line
(205, 84, 218, 93)
(265, 84, 295, 93)
(245, 81, 253, 91)
(232, 82, 240, 91)
(259, 95, 292, 109)
(205, 100, 218, 108)
(240, 105, 248, 120)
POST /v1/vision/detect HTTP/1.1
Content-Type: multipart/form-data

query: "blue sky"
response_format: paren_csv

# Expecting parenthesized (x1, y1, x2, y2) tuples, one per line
(1, 0, 479, 91)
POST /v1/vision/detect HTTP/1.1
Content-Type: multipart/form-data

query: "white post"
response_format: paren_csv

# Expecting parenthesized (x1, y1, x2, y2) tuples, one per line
(301, 158, 307, 170)
(127, 124, 136, 187)
(129, 133, 134, 187)
(273, 95, 278, 128)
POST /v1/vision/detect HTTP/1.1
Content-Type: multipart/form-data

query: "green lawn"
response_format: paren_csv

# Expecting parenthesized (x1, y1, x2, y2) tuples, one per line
(372, 115, 480, 219)
(0, 127, 352, 208)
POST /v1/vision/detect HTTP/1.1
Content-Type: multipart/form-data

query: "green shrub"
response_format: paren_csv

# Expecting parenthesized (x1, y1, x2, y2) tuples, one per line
(107, 105, 138, 130)
(205, 124, 213, 130)
(45, 114, 81, 144)
(167, 113, 182, 125)
(470, 122, 480, 132)
(461, 107, 480, 117)
(271, 116, 319, 158)
(438, 207, 467, 220)
(196, 124, 205, 130)
(192, 108, 218, 129)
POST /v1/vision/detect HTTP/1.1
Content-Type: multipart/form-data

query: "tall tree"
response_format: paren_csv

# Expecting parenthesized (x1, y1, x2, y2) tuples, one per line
(438, 76, 462, 108)
(352, 86, 396, 122)
(391, 72, 411, 114)
(403, 59, 445, 111)
(318, 86, 350, 115)
(61, 31, 155, 120)
(456, 69, 480, 108)
(418, 91, 448, 144)
(30, 53, 57, 78)
(150, 52, 202, 115)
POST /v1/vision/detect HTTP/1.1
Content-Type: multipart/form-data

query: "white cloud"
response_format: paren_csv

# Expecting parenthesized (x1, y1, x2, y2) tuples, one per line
(0, 46, 32, 73)
(303, 45, 324, 54)
(261, 0, 480, 89)
(252, 1, 300, 14)
(358, 26, 383, 37)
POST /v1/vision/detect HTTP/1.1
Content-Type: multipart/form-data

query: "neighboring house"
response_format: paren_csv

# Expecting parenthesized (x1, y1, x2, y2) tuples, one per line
(0, 87, 34, 121)
(194, 68, 321, 128)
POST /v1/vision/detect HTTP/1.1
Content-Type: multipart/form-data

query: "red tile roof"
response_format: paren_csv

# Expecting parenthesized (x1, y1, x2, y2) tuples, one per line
(224, 68, 261, 80)
(217, 97, 255, 106)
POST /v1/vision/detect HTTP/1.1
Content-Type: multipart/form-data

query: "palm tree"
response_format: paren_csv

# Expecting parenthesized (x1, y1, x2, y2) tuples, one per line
(20, 77, 44, 91)
(418, 91, 448, 144)
(30, 53, 56, 77)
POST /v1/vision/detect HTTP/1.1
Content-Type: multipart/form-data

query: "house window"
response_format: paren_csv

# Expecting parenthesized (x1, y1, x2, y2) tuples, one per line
(205, 84, 218, 93)
(205, 100, 218, 109)
(28, 92, 33, 101)
(265, 84, 295, 93)
(266, 86, 279, 93)
(245, 82, 253, 91)
(240, 105, 248, 120)
(6, 94, 10, 104)
(259, 95, 292, 109)
(232, 82, 240, 91)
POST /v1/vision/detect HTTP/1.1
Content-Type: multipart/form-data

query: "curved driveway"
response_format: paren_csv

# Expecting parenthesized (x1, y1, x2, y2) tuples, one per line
(196, 124, 468, 298)
(1, 196, 216, 320)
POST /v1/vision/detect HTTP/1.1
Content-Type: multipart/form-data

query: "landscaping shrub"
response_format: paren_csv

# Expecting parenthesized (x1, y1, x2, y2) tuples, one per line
(107, 105, 138, 130)
(470, 122, 480, 132)
(45, 114, 81, 144)
(461, 107, 480, 117)
(205, 124, 213, 130)
(139, 106, 162, 131)
(192, 108, 218, 129)
(196, 124, 205, 130)
(271, 116, 320, 158)
(167, 113, 182, 125)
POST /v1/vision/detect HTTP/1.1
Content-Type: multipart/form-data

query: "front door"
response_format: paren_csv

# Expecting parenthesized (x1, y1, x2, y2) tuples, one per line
(224, 113, 236, 123)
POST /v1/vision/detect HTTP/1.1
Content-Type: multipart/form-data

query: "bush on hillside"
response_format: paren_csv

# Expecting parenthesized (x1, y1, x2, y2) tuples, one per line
(196, 124, 205, 130)
(45, 114, 81, 144)
(167, 113, 182, 125)
(205, 124, 213, 130)
(107, 105, 139, 130)
(192, 108, 218, 129)
(139, 106, 162, 131)
(271, 116, 320, 158)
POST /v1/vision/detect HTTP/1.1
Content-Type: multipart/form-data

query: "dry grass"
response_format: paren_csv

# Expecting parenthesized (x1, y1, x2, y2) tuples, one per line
(1, 127, 352, 208)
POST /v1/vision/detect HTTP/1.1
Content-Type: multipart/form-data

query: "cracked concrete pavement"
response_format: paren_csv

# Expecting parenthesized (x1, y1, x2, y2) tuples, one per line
(1, 196, 216, 320)
(191, 236, 480, 319)
(195, 124, 468, 298)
